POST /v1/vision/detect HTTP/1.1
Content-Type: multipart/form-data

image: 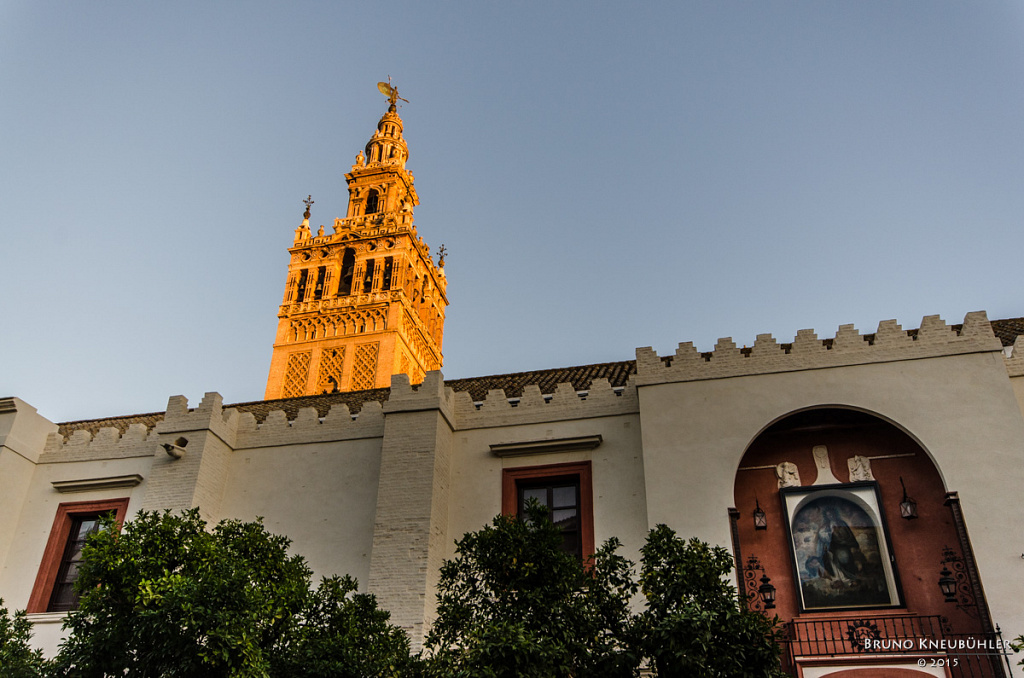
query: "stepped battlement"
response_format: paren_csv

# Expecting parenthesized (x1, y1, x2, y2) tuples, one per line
(636, 311, 1001, 386)
(41, 422, 157, 463)
(453, 376, 639, 428)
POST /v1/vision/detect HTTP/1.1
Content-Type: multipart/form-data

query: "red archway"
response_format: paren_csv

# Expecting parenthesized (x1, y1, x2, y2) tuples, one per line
(731, 408, 988, 673)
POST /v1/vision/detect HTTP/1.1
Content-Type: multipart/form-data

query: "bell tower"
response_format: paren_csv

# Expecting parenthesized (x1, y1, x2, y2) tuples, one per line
(265, 87, 447, 399)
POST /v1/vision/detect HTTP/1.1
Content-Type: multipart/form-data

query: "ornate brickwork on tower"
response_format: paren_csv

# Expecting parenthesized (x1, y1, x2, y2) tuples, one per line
(265, 97, 447, 399)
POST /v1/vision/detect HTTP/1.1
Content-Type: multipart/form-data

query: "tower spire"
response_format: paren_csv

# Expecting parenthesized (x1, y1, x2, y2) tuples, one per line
(265, 87, 447, 399)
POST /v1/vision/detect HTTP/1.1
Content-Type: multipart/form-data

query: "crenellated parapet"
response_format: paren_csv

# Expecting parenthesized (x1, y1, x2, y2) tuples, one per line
(234, 400, 384, 448)
(40, 422, 158, 463)
(636, 312, 1002, 386)
(385, 371, 455, 424)
(39, 393, 239, 463)
(39, 389, 391, 465)
(157, 392, 239, 448)
(453, 376, 639, 429)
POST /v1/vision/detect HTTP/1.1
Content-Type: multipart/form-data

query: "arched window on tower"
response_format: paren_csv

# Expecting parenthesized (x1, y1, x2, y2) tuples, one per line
(365, 189, 380, 215)
(363, 259, 376, 293)
(313, 267, 326, 300)
(337, 249, 355, 296)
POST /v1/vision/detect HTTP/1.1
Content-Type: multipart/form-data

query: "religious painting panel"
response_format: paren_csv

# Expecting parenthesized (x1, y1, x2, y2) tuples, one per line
(781, 482, 902, 611)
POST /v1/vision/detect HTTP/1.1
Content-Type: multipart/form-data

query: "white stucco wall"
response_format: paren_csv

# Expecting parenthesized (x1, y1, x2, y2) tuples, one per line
(219, 437, 383, 586)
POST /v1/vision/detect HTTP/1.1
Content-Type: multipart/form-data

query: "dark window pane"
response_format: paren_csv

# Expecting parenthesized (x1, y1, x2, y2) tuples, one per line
(551, 509, 578, 529)
(75, 519, 98, 540)
(48, 514, 106, 612)
(551, 486, 576, 508)
(561, 531, 581, 558)
(517, 476, 582, 558)
(50, 583, 77, 610)
(522, 488, 546, 504)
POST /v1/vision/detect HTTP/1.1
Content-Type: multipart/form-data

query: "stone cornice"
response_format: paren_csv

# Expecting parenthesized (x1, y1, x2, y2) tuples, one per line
(52, 474, 143, 493)
(490, 435, 603, 457)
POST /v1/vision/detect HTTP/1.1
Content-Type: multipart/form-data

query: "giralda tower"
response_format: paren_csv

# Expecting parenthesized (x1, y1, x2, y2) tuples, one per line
(265, 84, 447, 399)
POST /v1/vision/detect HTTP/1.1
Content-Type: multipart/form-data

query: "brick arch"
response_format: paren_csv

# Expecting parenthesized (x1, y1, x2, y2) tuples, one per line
(737, 404, 944, 491)
(734, 407, 944, 505)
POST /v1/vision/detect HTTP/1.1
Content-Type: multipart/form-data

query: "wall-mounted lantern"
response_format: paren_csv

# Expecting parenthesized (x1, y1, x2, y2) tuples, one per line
(744, 556, 777, 612)
(936, 546, 980, 618)
(753, 498, 767, 530)
(758, 574, 776, 609)
(899, 476, 918, 520)
(938, 566, 957, 602)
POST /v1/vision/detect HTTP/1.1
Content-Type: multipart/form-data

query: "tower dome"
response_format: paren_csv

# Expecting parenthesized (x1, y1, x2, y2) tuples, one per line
(363, 104, 409, 168)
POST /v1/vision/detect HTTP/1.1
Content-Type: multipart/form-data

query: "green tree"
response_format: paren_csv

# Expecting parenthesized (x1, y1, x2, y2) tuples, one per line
(33, 507, 786, 677)
(636, 525, 786, 678)
(0, 598, 47, 678)
(424, 501, 639, 678)
(275, 575, 418, 678)
(49, 509, 413, 678)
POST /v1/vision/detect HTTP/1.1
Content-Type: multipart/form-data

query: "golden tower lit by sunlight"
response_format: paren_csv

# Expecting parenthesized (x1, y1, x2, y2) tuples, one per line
(265, 83, 447, 398)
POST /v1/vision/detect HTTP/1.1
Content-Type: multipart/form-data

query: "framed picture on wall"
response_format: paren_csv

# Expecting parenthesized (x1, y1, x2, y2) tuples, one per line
(781, 481, 903, 611)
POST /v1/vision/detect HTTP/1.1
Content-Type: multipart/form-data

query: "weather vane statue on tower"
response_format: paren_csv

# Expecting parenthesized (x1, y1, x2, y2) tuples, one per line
(377, 76, 409, 106)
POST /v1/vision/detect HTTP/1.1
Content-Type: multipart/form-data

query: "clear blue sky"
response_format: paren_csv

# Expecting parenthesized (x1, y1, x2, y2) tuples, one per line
(3, 2, 1023, 422)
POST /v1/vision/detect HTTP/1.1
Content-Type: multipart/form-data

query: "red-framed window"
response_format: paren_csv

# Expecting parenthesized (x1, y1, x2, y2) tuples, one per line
(27, 498, 130, 613)
(501, 461, 594, 561)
